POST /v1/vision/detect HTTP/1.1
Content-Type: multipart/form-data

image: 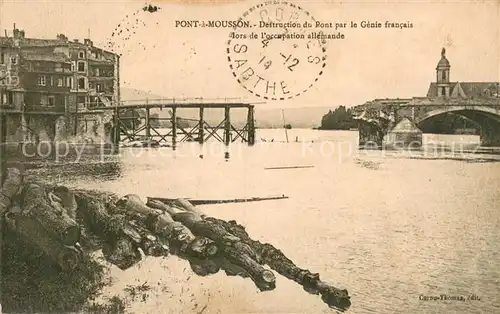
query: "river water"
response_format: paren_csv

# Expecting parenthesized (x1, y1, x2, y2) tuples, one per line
(27, 129, 500, 314)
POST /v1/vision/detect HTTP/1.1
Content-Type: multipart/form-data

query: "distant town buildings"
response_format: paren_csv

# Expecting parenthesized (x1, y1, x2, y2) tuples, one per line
(0, 24, 120, 141)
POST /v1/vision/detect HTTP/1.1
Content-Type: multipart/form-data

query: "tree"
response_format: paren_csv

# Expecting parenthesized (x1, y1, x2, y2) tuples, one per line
(319, 106, 357, 130)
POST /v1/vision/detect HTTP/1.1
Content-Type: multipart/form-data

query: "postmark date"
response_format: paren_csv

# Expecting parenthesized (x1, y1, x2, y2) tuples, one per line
(226, 0, 327, 100)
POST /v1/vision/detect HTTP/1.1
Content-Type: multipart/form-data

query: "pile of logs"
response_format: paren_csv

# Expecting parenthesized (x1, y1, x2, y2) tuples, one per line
(0, 165, 351, 311)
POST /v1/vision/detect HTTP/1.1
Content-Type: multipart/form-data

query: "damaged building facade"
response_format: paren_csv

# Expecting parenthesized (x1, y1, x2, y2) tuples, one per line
(0, 25, 119, 143)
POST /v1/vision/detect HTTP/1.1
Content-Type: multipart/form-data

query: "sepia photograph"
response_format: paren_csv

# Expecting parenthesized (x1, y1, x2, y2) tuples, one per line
(0, 0, 499, 313)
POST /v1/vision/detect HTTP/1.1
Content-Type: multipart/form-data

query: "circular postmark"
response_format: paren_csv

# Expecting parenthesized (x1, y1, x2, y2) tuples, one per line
(226, 0, 327, 100)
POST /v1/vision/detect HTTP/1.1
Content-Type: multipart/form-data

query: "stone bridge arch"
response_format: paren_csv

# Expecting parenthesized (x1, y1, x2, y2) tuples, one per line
(415, 106, 500, 124)
(414, 106, 500, 146)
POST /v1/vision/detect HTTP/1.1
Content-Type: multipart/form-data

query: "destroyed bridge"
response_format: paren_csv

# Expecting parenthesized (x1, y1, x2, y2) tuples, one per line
(351, 48, 500, 148)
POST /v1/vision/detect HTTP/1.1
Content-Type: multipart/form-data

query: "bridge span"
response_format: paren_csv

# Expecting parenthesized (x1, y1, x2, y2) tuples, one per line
(352, 98, 500, 148)
(351, 48, 500, 148)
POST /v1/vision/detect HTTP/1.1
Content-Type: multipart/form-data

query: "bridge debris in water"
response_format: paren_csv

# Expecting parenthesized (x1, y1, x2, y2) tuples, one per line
(148, 195, 289, 205)
(264, 165, 315, 170)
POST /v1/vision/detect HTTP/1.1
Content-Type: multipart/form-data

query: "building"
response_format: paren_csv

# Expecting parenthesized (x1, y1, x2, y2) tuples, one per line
(427, 48, 499, 99)
(0, 24, 119, 142)
(384, 117, 423, 148)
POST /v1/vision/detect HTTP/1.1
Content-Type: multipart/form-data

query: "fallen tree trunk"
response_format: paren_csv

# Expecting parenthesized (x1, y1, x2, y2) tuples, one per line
(21, 183, 80, 246)
(153, 198, 351, 309)
(4, 210, 80, 271)
(115, 195, 218, 260)
(1, 170, 351, 312)
(52, 186, 78, 220)
(205, 217, 351, 309)
(0, 166, 24, 265)
(147, 198, 276, 291)
(0, 167, 23, 215)
(73, 191, 145, 270)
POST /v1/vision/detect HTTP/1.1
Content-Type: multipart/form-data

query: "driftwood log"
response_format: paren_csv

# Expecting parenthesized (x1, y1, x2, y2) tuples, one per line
(1, 166, 351, 311)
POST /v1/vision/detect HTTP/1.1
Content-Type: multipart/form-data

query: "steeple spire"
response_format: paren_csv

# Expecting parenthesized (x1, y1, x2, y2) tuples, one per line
(436, 47, 451, 97)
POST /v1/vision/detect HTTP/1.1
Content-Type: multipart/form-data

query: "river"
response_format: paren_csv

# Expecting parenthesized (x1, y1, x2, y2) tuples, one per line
(26, 129, 500, 314)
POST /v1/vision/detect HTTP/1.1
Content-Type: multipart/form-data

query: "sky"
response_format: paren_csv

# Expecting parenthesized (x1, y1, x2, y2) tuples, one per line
(0, 0, 498, 109)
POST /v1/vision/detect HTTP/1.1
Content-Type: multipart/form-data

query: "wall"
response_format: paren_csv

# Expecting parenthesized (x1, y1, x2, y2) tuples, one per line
(480, 119, 500, 146)
(65, 112, 110, 143)
(24, 92, 66, 111)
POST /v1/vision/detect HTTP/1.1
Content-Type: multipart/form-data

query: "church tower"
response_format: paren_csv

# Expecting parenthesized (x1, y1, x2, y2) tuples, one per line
(436, 48, 451, 97)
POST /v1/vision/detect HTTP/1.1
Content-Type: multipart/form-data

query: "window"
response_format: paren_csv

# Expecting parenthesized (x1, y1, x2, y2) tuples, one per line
(10, 57, 17, 65)
(10, 76, 18, 85)
(96, 83, 102, 92)
(0, 91, 13, 104)
(441, 87, 446, 97)
(78, 51, 85, 59)
(40, 94, 48, 105)
(66, 77, 73, 89)
(48, 96, 55, 106)
(49, 76, 53, 86)
(71, 61, 76, 72)
(78, 77, 86, 89)
(38, 75, 46, 86)
(95, 68, 100, 77)
(57, 78, 63, 87)
(441, 71, 446, 81)
(77, 61, 85, 72)
(0, 52, 4, 64)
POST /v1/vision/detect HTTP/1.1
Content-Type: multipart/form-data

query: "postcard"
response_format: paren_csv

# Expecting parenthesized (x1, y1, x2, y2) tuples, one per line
(0, 0, 498, 313)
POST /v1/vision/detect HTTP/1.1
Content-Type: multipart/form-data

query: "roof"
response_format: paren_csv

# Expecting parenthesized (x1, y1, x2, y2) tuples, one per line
(436, 48, 450, 69)
(436, 56, 450, 68)
(0, 36, 117, 56)
(427, 82, 500, 98)
(409, 97, 500, 106)
(20, 51, 70, 63)
(390, 118, 422, 133)
(0, 36, 66, 48)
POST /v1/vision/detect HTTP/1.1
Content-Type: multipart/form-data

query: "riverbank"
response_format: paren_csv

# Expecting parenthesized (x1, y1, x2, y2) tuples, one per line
(1, 167, 350, 312)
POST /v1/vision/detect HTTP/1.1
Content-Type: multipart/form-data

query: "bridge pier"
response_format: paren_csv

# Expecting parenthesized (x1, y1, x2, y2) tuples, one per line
(172, 106, 177, 149)
(198, 105, 204, 144)
(384, 118, 423, 149)
(480, 120, 500, 147)
(357, 122, 384, 149)
(224, 105, 231, 145)
(247, 105, 255, 145)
